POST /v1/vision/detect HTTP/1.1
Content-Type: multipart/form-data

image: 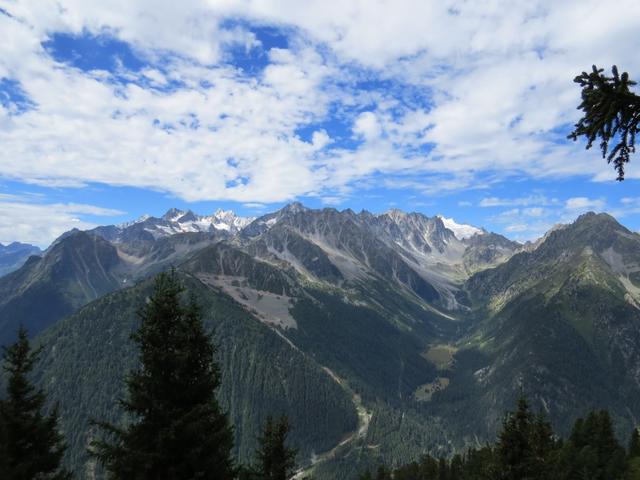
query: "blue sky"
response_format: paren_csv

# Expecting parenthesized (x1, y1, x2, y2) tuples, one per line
(1, 1, 640, 247)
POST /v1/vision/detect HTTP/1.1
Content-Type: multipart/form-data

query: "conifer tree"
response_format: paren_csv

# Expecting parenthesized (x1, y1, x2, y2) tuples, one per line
(0, 327, 70, 480)
(374, 465, 392, 480)
(627, 430, 640, 480)
(358, 470, 373, 480)
(496, 395, 555, 480)
(359, 402, 638, 480)
(630, 428, 640, 458)
(0, 416, 8, 478)
(91, 270, 236, 479)
(569, 65, 640, 180)
(253, 415, 297, 480)
(558, 410, 626, 480)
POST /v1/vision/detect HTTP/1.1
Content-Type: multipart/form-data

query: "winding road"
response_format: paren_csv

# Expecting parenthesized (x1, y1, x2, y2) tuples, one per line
(290, 366, 372, 480)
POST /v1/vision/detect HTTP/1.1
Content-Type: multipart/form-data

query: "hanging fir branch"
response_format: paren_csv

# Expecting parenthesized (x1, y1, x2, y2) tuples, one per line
(569, 65, 640, 180)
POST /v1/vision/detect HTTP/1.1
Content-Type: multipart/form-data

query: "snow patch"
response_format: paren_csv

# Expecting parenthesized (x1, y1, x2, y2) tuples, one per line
(438, 216, 483, 240)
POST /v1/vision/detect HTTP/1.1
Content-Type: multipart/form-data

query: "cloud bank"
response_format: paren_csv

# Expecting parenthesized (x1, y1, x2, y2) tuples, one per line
(1, 1, 640, 243)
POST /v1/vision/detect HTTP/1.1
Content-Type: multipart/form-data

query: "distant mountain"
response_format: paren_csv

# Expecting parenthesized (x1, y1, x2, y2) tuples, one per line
(452, 212, 640, 440)
(91, 208, 255, 242)
(0, 241, 41, 277)
(462, 231, 522, 275)
(33, 273, 357, 474)
(0, 227, 237, 346)
(7, 203, 638, 479)
(437, 215, 484, 240)
(0, 231, 125, 346)
(243, 203, 519, 309)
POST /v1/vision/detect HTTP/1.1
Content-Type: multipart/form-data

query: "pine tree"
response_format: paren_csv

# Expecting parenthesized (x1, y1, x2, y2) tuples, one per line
(358, 470, 373, 480)
(0, 326, 70, 480)
(497, 395, 556, 480)
(374, 465, 392, 480)
(0, 400, 10, 478)
(628, 430, 640, 480)
(529, 411, 557, 477)
(558, 410, 626, 480)
(253, 415, 297, 480)
(629, 428, 640, 458)
(91, 271, 236, 479)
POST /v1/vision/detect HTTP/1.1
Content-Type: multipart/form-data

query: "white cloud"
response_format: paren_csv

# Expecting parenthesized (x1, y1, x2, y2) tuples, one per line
(505, 223, 530, 233)
(486, 193, 612, 240)
(320, 196, 345, 205)
(0, 0, 639, 207)
(242, 202, 267, 210)
(0, 201, 123, 247)
(609, 197, 640, 219)
(523, 207, 545, 217)
(565, 197, 605, 210)
(353, 111, 381, 141)
(479, 195, 558, 207)
(311, 130, 331, 149)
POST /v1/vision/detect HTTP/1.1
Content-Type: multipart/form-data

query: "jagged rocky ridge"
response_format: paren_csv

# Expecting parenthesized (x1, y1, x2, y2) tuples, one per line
(4, 206, 640, 479)
(0, 202, 513, 364)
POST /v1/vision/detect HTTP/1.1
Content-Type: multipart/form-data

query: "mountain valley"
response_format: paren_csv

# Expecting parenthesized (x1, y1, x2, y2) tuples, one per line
(2, 204, 640, 478)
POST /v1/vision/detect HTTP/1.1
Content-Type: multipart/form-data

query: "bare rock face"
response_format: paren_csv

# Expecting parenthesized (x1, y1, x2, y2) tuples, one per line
(7, 204, 640, 480)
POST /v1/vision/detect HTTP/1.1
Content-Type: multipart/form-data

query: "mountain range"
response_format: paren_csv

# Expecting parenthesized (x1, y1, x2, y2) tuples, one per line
(0, 241, 41, 277)
(1, 204, 640, 479)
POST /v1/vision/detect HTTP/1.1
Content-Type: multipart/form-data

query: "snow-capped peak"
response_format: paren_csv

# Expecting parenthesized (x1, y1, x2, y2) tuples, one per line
(162, 208, 186, 222)
(212, 209, 254, 230)
(117, 214, 151, 229)
(437, 215, 483, 240)
(112, 208, 257, 239)
(190, 209, 252, 232)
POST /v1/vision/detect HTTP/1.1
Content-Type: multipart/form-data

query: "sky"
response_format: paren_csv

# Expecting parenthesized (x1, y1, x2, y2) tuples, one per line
(2, 0, 640, 247)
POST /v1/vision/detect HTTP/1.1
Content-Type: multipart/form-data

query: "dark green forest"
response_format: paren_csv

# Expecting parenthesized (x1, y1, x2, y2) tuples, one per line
(1, 270, 639, 479)
(362, 396, 640, 480)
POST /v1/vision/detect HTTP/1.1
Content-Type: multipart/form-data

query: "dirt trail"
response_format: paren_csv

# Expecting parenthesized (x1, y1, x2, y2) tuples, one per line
(290, 366, 372, 479)
(222, 301, 372, 479)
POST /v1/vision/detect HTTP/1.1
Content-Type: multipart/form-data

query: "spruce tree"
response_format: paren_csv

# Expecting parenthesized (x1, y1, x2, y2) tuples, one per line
(358, 470, 373, 480)
(91, 271, 236, 479)
(253, 415, 297, 480)
(627, 429, 640, 480)
(558, 410, 626, 480)
(0, 327, 70, 480)
(0, 416, 8, 478)
(374, 465, 392, 480)
(569, 65, 640, 180)
(497, 395, 556, 480)
(629, 428, 640, 458)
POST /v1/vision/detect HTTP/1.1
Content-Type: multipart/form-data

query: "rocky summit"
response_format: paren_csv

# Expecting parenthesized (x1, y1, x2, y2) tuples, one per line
(1, 205, 640, 479)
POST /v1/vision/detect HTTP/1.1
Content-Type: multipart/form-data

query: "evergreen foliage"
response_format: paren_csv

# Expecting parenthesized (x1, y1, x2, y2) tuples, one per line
(0, 326, 70, 480)
(14, 210, 640, 479)
(569, 65, 640, 180)
(0, 415, 8, 478)
(629, 428, 640, 458)
(496, 395, 556, 480)
(557, 410, 626, 480)
(244, 415, 297, 480)
(628, 429, 640, 480)
(28, 272, 356, 477)
(91, 270, 236, 479)
(362, 397, 637, 480)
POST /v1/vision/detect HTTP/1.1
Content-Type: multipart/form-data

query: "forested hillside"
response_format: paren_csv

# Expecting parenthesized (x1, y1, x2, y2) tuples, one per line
(30, 272, 357, 477)
(2, 206, 640, 479)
